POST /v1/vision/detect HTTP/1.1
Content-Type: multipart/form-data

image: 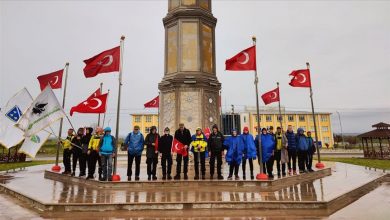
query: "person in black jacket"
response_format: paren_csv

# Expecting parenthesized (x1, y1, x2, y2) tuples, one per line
(158, 127, 173, 180)
(144, 126, 160, 181)
(208, 124, 225, 180)
(71, 128, 84, 177)
(174, 123, 192, 180)
(80, 127, 93, 177)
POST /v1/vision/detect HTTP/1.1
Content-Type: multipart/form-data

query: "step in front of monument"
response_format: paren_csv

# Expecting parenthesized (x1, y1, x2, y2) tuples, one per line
(43, 168, 332, 191)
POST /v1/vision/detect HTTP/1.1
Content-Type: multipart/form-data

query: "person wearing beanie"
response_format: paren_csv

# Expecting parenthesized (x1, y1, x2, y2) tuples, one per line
(145, 126, 160, 181)
(286, 125, 297, 175)
(306, 131, 316, 172)
(87, 127, 103, 180)
(274, 127, 288, 178)
(71, 128, 84, 177)
(173, 123, 192, 180)
(224, 129, 244, 180)
(124, 125, 144, 181)
(255, 127, 276, 179)
(158, 127, 173, 180)
(80, 127, 93, 177)
(191, 127, 208, 180)
(207, 124, 225, 180)
(296, 128, 309, 174)
(240, 126, 257, 180)
(98, 127, 116, 181)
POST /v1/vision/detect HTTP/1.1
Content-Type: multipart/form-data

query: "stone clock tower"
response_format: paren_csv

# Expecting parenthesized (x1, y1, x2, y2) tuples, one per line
(158, 0, 221, 133)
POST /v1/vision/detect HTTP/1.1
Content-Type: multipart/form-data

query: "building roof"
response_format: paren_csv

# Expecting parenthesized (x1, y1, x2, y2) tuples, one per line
(357, 122, 390, 139)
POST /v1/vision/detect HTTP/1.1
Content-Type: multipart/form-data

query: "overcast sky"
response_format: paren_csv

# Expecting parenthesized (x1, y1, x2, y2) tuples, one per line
(1, 0, 389, 136)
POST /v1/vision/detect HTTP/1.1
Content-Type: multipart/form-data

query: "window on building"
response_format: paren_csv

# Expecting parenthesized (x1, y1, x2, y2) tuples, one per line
(288, 115, 294, 122)
(266, 115, 272, 122)
(321, 126, 329, 132)
(255, 115, 261, 122)
(145, 127, 150, 134)
(299, 115, 305, 122)
(243, 116, 247, 123)
(134, 116, 141, 122)
(277, 115, 283, 122)
(321, 115, 328, 122)
(146, 116, 152, 122)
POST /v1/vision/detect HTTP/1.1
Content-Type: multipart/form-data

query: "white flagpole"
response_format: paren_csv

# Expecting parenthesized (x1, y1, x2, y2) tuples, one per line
(112, 36, 125, 181)
(53, 62, 69, 172)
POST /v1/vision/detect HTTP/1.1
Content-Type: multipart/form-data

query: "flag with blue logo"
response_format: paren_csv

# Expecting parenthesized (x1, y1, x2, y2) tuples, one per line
(19, 130, 51, 158)
(0, 88, 33, 149)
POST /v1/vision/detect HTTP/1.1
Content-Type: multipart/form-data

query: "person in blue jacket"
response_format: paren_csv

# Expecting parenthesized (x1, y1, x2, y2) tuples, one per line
(124, 125, 144, 181)
(296, 128, 309, 173)
(98, 127, 116, 181)
(224, 129, 244, 180)
(286, 125, 297, 175)
(306, 131, 316, 172)
(260, 128, 276, 179)
(240, 126, 257, 180)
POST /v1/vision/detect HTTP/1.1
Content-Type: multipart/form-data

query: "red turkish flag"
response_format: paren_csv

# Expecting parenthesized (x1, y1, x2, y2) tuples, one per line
(144, 96, 159, 108)
(289, 69, 311, 87)
(83, 46, 120, 78)
(37, 69, 64, 91)
(225, 46, 256, 71)
(171, 138, 187, 157)
(87, 88, 101, 100)
(203, 127, 211, 139)
(261, 87, 280, 105)
(70, 93, 108, 116)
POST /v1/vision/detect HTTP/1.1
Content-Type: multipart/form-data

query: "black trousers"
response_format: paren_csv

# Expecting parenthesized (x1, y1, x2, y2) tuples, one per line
(72, 148, 82, 173)
(146, 157, 158, 177)
(297, 150, 308, 171)
(161, 154, 172, 177)
(229, 161, 240, 177)
(209, 151, 222, 176)
(307, 152, 314, 170)
(194, 151, 206, 176)
(63, 149, 72, 172)
(274, 150, 286, 174)
(263, 156, 275, 176)
(242, 157, 254, 177)
(127, 154, 141, 177)
(288, 149, 297, 171)
(87, 150, 99, 177)
(175, 154, 189, 176)
(79, 153, 87, 175)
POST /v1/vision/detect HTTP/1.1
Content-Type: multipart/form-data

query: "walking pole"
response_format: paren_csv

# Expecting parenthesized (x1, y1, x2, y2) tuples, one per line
(97, 82, 103, 127)
(52, 62, 69, 172)
(112, 36, 125, 181)
(252, 36, 268, 180)
(306, 62, 325, 169)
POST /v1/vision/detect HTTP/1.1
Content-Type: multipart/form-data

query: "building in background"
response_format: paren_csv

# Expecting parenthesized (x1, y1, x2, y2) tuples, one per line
(130, 105, 334, 147)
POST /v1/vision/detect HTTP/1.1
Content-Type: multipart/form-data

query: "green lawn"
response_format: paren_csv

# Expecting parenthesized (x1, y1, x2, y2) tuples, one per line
(0, 160, 56, 171)
(321, 157, 390, 170)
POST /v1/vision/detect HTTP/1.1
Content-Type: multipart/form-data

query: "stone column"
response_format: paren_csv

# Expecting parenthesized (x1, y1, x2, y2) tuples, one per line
(158, 0, 221, 134)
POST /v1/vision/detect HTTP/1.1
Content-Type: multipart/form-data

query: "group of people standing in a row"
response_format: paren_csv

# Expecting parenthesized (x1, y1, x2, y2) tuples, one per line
(61, 123, 316, 181)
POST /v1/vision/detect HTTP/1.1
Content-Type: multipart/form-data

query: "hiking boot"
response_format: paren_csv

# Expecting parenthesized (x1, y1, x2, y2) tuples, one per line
(235, 175, 240, 180)
(184, 174, 188, 180)
(153, 176, 158, 181)
(202, 175, 206, 180)
(174, 175, 180, 180)
(135, 176, 140, 181)
(210, 175, 214, 180)
(167, 175, 172, 180)
(194, 175, 199, 180)
(217, 175, 224, 180)
(250, 175, 254, 180)
(227, 176, 233, 180)
(71, 172, 75, 177)
(162, 176, 167, 180)
(127, 176, 131, 181)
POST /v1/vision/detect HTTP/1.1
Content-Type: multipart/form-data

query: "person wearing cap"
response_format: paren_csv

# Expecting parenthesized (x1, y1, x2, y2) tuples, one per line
(158, 127, 173, 180)
(61, 128, 74, 175)
(274, 127, 288, 178)
(87, 127, 103, 180)
(174, 123, 192, 180)
(145, 126, 160, 181)
(224, 129, 244, 180)
(296, 128, 309, 174)
(207, 124, 225, 180)
(98, 127, 116, 181)
(240, 126, 257, 180)
(306, 131, 316, 172)
(124, 125, 144, 181)
(256, 127, 276, 179)
(191, 127, 208, 180)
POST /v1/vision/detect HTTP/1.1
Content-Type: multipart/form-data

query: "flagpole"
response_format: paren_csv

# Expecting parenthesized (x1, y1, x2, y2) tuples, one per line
(52, 62, 69, 172)
(158, 92, 160, 134)
(277, 82, 283, 130)
(97, 82, 103, 127)
(252, 36, 267, 180)
(112, 36, 125, 181)
(102, 89, 110, 127)
(307, 62, 324, 169)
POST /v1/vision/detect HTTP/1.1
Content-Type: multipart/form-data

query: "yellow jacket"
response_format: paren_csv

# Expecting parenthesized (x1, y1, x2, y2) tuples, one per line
(88, 135, 102, 151)
(62, 135, 73, 150)
(191, 134, 207, 153)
